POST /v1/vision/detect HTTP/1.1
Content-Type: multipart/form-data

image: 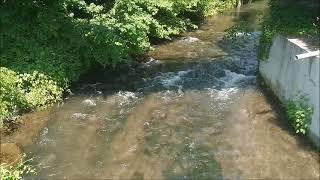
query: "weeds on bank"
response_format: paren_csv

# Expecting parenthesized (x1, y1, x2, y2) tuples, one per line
(0, 155, 36, 180)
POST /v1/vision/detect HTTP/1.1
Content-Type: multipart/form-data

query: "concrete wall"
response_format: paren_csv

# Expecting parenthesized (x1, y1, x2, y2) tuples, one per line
(260, 36, 320, 147)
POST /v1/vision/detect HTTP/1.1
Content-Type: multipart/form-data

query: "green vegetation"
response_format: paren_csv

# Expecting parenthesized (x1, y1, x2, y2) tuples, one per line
(286, 98, 313, 135)
(258, 0, 319, 60)
(259, 75, 314, 136)
(0, 155, 36, 180)
(223, 21, 251, 41)
(0, 0, 241, 126)
(0, 68, 63, 127)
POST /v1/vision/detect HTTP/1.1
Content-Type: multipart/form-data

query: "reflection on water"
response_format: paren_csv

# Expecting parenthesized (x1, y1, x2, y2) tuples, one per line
(26, 1, 319, 179)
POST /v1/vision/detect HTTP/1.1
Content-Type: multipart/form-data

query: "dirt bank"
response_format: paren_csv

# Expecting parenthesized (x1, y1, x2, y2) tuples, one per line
(1, 109, 52, 165)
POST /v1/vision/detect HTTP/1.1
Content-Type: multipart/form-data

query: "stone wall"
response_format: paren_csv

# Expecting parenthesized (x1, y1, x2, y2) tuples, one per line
(259, 36, 319, 147)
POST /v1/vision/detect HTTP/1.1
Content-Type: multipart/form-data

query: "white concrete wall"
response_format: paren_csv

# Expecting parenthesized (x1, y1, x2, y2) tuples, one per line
(260, 36, 320, 147)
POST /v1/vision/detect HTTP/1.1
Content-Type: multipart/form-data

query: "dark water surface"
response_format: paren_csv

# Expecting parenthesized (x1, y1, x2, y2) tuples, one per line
(26, 1, 319, 179)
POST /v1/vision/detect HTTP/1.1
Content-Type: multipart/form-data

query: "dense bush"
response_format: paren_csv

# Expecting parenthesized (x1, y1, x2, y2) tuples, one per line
(258, 0, 319, 60)
(0, 68, 63, 126)
(0, 68, 27, 124)
(0, 0, 239, 124)
(1, 1, 91, 85)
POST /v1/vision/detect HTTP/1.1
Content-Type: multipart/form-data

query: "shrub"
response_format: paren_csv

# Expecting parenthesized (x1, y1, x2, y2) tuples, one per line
(0, 155, 36, 180)
(0, 68, 63, 125)
(286, 98, 313, 135)
(18, 71, 64, 109)
(0, 68, 27, 125)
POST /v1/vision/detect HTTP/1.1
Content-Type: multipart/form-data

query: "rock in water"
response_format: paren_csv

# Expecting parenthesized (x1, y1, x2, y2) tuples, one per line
(179, 36, 200, 43)
(82, 99, 96, 107)
(71, 113, 88, 119)
(39, 153, 56, 167)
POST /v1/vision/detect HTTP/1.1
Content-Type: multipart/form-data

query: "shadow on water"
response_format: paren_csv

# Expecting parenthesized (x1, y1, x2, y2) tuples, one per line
(163, 145, 223, 180)
(257, 74, 320, 151)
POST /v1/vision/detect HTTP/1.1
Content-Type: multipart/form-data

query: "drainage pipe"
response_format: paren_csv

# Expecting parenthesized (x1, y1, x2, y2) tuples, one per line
(295, 50, 320, 60)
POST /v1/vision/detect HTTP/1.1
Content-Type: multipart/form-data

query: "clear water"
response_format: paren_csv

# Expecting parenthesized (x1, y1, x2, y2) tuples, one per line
(26, 2, 319, 179)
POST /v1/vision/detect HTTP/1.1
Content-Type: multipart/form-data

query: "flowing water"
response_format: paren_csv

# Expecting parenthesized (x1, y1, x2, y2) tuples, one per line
(25, 2, 319, 179)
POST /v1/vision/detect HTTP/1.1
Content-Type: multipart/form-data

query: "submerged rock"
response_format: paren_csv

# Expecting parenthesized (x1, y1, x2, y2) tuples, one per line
(159, 113, 167, 119)
(151, 110, 167, 120)
(179, 36, 200, 43)
(71, 113, 88, 119)
(39, 153, 56, 167)
(82, 99, 96, 107)
(132, 171, 144, 179)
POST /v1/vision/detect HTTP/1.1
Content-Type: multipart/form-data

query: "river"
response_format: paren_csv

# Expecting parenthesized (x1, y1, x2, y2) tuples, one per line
(25, 1, 319, 179)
